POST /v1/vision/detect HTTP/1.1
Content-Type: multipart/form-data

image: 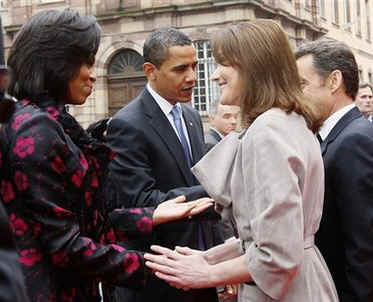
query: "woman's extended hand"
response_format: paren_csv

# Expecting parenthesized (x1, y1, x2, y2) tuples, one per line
(144, 245, 213, 289)
(152, 196, 213, 226)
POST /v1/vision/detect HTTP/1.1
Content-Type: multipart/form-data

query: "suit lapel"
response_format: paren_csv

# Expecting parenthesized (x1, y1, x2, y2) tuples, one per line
(141, 90, 194, 186)
(210, 128, 222, 143)
(322, 107, 362, 155)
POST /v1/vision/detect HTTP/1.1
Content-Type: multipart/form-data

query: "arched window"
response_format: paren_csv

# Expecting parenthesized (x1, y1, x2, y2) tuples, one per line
(108, 49, 144, 75)
(107, 49, 146, 116)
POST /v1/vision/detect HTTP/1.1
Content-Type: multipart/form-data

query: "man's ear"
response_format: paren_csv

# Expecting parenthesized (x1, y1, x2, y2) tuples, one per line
(327, 70, 343, 94)
(143, 62, 157, 81)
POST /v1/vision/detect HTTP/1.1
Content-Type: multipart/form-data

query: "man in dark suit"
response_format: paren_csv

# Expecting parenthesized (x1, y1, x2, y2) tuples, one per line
(104, 28, 221, 302)
(205, 98, 239, 153)
(296, 38, 373, 302)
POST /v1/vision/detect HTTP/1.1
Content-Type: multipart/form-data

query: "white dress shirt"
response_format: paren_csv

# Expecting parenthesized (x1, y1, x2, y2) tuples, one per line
(318, 103, 356, 141)
(147, 84, 193, 154)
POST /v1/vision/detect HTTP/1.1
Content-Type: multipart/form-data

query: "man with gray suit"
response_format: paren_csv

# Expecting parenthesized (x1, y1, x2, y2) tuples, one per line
(205, 99, 239, 153)
(104, 28, 222, 302)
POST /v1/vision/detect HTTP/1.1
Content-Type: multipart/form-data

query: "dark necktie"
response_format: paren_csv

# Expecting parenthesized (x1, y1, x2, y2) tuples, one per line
(170, 106, 192, 167)
(316, 133, 323, 144)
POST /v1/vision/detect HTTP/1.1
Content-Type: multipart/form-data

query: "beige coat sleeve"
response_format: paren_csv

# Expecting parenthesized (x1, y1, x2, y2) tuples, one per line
(242, 123, 304, 300)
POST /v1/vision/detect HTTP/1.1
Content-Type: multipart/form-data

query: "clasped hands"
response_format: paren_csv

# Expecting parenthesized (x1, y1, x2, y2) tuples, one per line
(144, 245, 210, 290)
(144, 245, 237, 301)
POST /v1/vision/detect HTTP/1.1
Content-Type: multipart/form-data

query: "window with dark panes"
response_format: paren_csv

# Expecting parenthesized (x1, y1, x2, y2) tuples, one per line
(192, 40, 219, 114)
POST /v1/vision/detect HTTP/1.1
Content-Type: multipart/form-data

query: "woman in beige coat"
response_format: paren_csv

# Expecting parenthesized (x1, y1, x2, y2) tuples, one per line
(145, 20, 339, 301)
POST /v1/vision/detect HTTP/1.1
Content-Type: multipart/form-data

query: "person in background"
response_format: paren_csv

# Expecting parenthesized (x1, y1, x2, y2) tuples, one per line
(296, 38, 373, 302)
(0, 9, 213, 302)
(144, 20, 338, 302)
(104, 27, 222, 302)
(205, 99, 240, 152)
(356, 82, 373, 122)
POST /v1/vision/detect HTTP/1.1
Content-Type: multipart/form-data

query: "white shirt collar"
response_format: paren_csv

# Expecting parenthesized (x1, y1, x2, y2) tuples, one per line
(319, 103, 356, 140)
(147, 84, 181, 115)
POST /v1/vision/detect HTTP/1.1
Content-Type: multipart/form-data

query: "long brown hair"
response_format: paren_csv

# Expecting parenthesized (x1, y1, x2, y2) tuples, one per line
(211, 20, 322, 132)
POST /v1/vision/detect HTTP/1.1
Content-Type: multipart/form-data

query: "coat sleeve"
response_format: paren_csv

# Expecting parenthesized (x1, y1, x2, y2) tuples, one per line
(105, 116, 207, 209)
(333, 130, 373, 301)
(0, 199, 30, 302)
(6, 114, 152, 288)
(241, 124, 304, 300)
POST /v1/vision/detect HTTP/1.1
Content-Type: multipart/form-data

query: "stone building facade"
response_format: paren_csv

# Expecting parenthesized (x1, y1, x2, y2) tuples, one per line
(1, 0, 373, 127)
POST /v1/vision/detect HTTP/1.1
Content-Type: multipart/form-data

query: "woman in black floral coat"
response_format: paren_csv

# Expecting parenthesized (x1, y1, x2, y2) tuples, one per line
(0, 8, 212, 302)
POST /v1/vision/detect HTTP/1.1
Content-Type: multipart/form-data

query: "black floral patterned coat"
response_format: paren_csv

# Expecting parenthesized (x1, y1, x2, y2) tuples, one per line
(0, 98, 154, 302)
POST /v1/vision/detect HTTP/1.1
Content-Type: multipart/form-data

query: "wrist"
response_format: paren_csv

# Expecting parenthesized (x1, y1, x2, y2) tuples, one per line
(152, 207, 162, 226)
(206, 263, 219, 288)
(204, 250, 215, 265)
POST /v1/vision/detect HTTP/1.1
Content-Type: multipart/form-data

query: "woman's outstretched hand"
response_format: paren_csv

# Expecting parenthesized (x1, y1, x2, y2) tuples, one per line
(152, 196, 213, 226)
(144, 245, 213, 290)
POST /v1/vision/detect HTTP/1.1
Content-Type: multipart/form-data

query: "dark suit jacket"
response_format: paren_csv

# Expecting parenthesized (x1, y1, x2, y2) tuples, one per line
(104, 88, 221, 302)
(205, 128, 222, 152)
(316, 106, 373, 302)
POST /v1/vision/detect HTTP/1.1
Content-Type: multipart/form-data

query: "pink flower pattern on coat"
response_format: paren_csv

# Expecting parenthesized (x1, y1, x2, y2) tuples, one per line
(13, 137, 35, 158)
(11, 113, 31, 130)
(129, 208, 142, 215)
(51, 155, 66, 173)
(123, 253, 140, 274)
(14, 170, 28, 191)
(19, 248, 42, 267)
(46, 106, 59, 121)
(1, 180, 15, 203)
(71, 170, 84, 188)
(0, 100, 155, 302)
(10, 214, 28, 236)
(51, 250, 69, 267)
(136, 217, 152, 233)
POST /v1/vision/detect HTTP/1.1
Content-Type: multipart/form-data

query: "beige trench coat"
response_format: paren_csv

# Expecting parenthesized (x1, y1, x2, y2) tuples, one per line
(192, 108, 338, 302)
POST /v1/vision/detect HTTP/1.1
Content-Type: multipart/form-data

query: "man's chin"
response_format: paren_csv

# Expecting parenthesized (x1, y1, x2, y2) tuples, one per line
(178, 98, 192, 103)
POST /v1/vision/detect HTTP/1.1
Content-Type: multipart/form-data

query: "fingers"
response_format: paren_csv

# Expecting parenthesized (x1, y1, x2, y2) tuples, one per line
(193, 197, 214, 204)
(144, 257, 179, 276)
(188, 201, 213, 216)
(175, 246, 194, 256)
(185, 197, 213, 208)
(172, 195, 186, 203)
(150, 245, 174, 256)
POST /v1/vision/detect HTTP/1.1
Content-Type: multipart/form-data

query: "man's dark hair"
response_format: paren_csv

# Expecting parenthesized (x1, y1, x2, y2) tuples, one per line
(8, 8, 100, 102)
(143, 27, 192, 68)
(295, 38, 359, 100)
(359, 82, 373, 91)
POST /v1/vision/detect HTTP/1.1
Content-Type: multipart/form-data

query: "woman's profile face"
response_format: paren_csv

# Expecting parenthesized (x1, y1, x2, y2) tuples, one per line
(65, 63, 96, 105)
(211, 64, 241, 107)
